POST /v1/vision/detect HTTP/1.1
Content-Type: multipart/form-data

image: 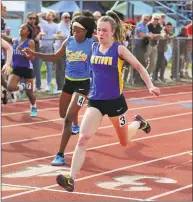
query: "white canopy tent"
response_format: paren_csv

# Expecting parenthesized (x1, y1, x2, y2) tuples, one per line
(2, 1, 52, 13)
(2, 1, 53, 38)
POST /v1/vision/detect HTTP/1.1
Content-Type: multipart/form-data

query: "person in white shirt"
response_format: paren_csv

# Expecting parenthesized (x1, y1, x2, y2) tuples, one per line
(38, 11, 60, 92)
(54, 12, 71, 91)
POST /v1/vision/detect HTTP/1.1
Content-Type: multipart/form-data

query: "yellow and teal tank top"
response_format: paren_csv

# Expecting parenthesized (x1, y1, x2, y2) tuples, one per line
(65, 36, 94, 81)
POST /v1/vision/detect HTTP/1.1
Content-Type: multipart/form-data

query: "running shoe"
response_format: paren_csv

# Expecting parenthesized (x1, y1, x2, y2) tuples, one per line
(2, 90, 8, 105)
(30, 107, 37, 117)
(10, 92, 17, 103)
(135, 115, 151, 133)
(56, 174, 74, 192)
(51, 154, 66, 166)
(72, 124, 79, 134)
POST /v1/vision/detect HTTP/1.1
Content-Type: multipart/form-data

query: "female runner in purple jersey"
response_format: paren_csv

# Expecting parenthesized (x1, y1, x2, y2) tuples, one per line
(56, 11, 160, 192)
(4, 24, 37, 117)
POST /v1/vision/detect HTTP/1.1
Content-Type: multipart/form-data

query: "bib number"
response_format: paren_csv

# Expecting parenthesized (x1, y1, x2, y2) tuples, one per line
(77, 95, 85, 106)
(25, 82, 32, 90)
(119, 115, 126, 127)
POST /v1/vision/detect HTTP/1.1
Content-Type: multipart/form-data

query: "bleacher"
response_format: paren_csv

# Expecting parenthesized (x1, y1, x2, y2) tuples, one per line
(152, 0, 192, 24)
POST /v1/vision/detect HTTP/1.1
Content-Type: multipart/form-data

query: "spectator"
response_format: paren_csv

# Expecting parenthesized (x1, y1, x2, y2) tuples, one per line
(93, 11, 102, 22)
(72, 11, 81, 19)
(160, 14, 166, 28)
(178, 27, 188, 78)
(54, 12, 71, 91)
(1, 3, 6, 33)
(38, 11, 61, 92)
(184, 22, 192, 79)
(26, 12, 41, 92)
(146, 13, 163, 80)
(122, 19, 136, 85)
(155, 22, 175, 82)
(133, 14, 151, 85)
(5, 27, 11, 37)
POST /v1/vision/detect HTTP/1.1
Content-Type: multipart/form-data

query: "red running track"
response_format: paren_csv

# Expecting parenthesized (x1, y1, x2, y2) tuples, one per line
(2, 84, 192, 201)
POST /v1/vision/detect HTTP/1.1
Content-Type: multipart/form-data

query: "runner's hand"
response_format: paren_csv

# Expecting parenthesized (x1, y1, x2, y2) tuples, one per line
(2, 63, 10, 75)
(149, 86, 160, 97)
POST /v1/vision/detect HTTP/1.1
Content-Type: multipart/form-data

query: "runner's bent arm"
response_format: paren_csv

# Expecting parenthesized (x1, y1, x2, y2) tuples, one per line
(23, 39, 67, 62)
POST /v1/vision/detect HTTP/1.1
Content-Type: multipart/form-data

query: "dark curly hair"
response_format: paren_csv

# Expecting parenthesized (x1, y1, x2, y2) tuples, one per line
(70, 16, 95, 38)
(81, 10, 95, 20)
(21, 23, 33, 39)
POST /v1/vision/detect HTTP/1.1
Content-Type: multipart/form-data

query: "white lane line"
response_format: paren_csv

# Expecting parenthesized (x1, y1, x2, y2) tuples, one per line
(2, 112, 192, 145)
(2, 183, 38, 189)
(2, 183, 142, 201)
(2, 188, 41, 200)
(2, 100, 192, 128)
(2, 151, 191, 200)
(146, 184, 193, 200)
(46, 188, 143, 201)
(2, 126, 192, 167)
(4, 83, 192, 106)
(2, 91, 191, 116)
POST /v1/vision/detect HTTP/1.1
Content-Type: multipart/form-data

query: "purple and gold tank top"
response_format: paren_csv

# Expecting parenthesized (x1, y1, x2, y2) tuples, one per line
(89, 42, 124, 100)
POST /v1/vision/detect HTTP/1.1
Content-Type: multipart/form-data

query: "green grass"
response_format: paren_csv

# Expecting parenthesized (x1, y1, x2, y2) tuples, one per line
(166, 60, 192, 70)
(41, 62, 56, 79)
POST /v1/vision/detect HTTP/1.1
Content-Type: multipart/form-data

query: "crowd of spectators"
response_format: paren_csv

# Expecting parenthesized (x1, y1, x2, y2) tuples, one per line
(1, 3, 192, 98)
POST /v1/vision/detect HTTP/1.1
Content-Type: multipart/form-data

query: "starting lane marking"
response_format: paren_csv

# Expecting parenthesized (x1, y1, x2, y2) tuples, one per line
(146, 184, 192, 200)
(3, 165, 70, 178)
(2, 151, 191, 200)
(96, 175, 177, 192)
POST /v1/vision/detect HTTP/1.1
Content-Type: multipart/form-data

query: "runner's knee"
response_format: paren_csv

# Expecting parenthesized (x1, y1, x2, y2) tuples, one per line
(64, 113, 75, 125)
(77, 134, 92, 147)
(60, 112, 66, 119)
(7, 83, 17, 92)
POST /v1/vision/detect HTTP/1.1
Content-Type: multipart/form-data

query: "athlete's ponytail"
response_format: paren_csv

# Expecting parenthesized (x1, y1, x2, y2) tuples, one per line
(104, 11, 124, 42)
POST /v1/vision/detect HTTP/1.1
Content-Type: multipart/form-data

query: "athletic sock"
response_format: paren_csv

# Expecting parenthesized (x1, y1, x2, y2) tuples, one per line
(57, 152, 64, 157)
(130, 121, 141, 129)
(18, 84, 24, 91)
(31, 103, 37, 109)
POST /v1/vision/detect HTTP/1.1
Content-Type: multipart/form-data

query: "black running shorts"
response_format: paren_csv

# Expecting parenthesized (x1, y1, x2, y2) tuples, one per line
(88, 94, 128, 117)
(12, 67, 35, 79)
(62, 77, 90, 95)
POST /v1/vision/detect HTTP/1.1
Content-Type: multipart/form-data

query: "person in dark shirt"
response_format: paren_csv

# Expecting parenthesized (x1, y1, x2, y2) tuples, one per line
(146, 13, 163, 80)
(1, 3, 6, 32)
(155, 22, 175, 82)
(26, 12, 42, 91)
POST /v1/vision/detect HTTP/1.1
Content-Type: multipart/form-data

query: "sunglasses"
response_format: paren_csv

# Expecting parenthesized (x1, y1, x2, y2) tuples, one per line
(63, 16, 70, 19)
(28, 17, 36, 20)
(154, 18, 159, 20)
